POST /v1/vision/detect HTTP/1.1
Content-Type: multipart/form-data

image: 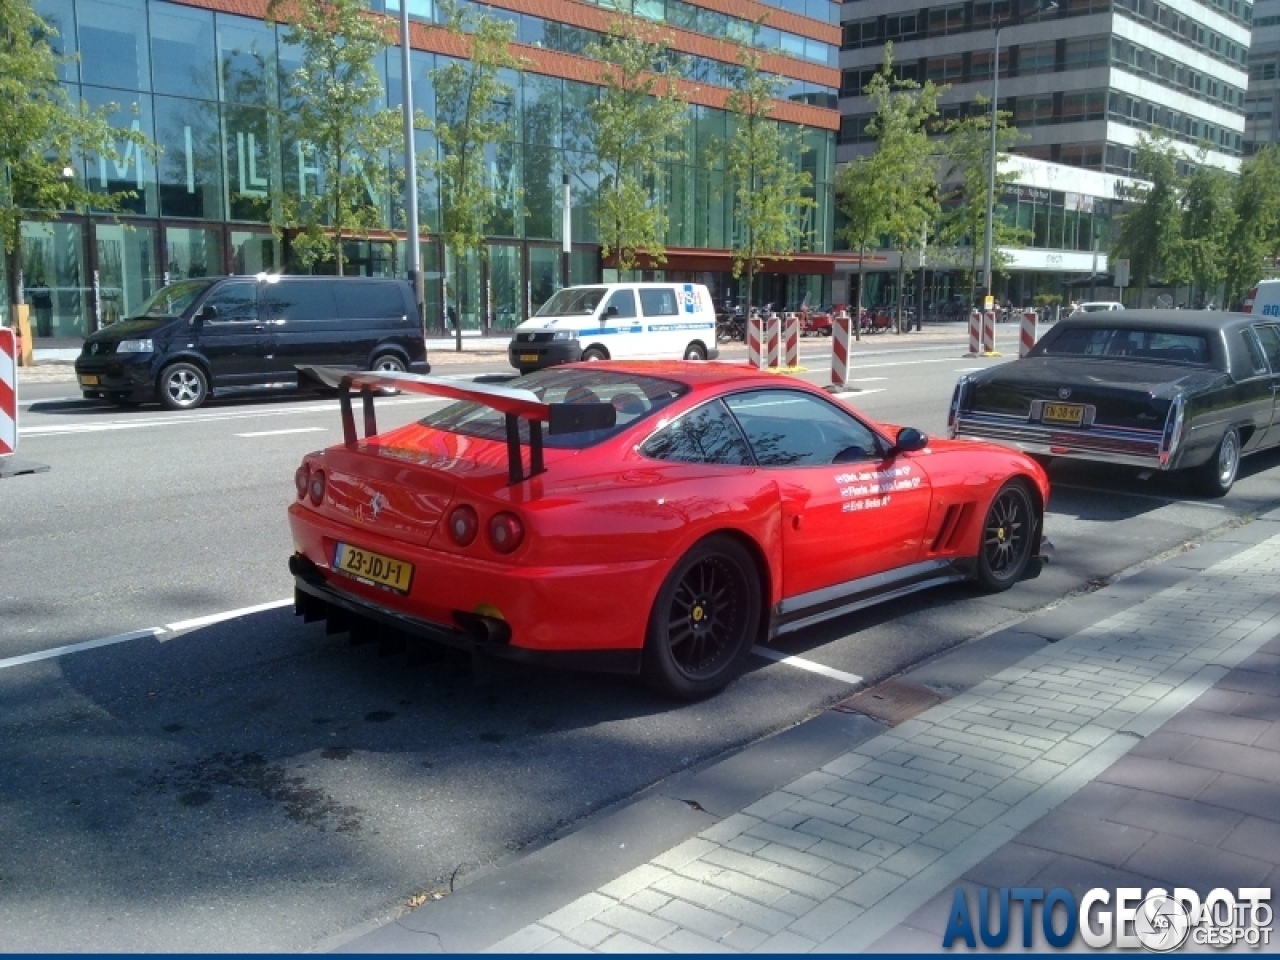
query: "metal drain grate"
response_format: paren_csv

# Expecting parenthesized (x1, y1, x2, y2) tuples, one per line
(833, 679, 947, 726)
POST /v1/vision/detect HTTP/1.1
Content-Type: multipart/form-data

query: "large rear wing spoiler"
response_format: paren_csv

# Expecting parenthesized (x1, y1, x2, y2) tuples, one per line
(297, 365, 615, 485)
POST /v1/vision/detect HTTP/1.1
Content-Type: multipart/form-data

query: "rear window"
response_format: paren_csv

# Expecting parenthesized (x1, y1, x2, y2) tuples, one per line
(420, 369, 687, 449)
(334, 282, 406, 320)
(1038, 326, 1211, 364)
(262, 281, 337, 323)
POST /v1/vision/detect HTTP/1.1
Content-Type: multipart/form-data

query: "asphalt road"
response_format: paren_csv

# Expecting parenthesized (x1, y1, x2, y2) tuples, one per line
(3, 330, 1280, 950)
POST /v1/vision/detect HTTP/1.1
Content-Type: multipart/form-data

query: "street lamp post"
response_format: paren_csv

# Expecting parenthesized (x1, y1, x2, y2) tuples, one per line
(399, 0, 423, 331)
(982, 1, 1056, 308)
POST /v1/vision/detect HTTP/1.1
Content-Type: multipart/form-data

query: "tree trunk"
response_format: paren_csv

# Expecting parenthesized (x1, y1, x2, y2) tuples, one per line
(895, 257, 905, 335)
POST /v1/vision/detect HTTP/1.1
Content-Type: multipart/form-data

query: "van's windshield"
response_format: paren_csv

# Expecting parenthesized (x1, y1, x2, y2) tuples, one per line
(535, 287, 607, 317)
(131, 279, 217, 319)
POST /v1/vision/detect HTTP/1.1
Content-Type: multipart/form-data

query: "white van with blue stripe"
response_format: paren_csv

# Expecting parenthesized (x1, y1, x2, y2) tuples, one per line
(508, 282, 719, 373)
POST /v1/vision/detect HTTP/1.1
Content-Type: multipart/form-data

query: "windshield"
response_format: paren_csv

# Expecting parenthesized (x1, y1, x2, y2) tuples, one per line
(420, 368, 687, 450)
(534, 287, 607, 317)
(1039, 326, 1212, 364)
(131, 279, 217, 319)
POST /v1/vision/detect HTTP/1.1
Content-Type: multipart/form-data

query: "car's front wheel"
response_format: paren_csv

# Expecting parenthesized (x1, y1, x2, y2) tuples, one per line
(974, 480, 1036, 591)
(642, 535, 761, 699)
(1192, 427, 1240, 497)
(158, 362, 209, 411)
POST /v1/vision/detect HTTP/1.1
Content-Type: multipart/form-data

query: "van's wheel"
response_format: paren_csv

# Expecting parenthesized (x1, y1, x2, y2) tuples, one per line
(974, 480, 1035, 592)
(1192, 427, 1240, 497)
(642, 535, 761, 699)
(371, 353, 407, 373)
(581, 347, 607, 362)
(158, 362, 209, 411)
(683, 342, 707, 361)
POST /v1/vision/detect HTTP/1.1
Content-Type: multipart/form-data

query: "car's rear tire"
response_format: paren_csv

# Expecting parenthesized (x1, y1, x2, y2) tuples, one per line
(371, 352, 407, 374)
(642, 535, 761, 699)
(1192, 427, 1240, 497)
(158, 362, 209, 411)
(683, 342, 707, 361)
(581, 347, 607, 362)
(974, 480, 1036, 592)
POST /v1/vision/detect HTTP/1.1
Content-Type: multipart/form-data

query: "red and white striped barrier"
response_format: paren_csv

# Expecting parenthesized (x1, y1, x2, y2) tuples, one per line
(982, 310, 997, 354)
(831, 310, 854, 386)
(1020, 310, 1038, 357)
(782, 314, 799, 366)
(968, 310, 981, 355)
(765, 312, 781, 368)
(746, 313, 764, 369)
(1, 327, 16, 457)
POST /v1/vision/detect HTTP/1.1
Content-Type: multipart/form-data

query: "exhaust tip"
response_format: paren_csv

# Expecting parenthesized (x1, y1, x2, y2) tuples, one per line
(453, 611, 512, 645)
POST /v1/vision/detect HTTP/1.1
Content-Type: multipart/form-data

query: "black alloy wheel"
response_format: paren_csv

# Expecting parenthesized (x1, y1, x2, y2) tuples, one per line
(642, 535, 761, 699)
(974, 480, 1035, 591)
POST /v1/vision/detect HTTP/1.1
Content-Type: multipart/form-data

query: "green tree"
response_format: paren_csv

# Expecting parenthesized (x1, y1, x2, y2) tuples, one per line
(424, 0, 522, 348)
(939, 95, 1029, 308)
(267, 0, 401, 275)
(722, 46, 815, 316)
(1110, 135, 1184, 301)
(586, 15, 689, 273)
(1223, 146, 1280, 308)
(1, 0, 154, 308)
(854, 46, 945, 332)
(834, 149, 887, 340)
(1177, 150, 1235, 307)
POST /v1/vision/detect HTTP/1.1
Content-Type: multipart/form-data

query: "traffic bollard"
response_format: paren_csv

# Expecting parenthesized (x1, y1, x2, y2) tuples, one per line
(1020, 310, 1038, 357)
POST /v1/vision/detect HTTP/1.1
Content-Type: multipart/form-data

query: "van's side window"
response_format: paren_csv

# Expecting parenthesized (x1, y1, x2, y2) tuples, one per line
(263, 281, 337, 323)
(202, 281, 258, 323)
(335, 282, 406, 319)
(604, 290, 636, 319)
(638, 288, 678, 317)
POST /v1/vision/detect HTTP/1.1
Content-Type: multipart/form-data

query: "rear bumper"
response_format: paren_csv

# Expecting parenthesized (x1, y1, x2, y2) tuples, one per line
(953, 412, 1167, 470)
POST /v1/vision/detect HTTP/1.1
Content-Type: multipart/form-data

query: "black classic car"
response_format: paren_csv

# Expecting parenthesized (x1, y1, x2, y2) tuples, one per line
(948, 310, 1280, 496)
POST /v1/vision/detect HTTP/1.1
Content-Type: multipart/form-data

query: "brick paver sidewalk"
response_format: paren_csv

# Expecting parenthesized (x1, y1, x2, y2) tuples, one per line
(488, 533, 1280, 953)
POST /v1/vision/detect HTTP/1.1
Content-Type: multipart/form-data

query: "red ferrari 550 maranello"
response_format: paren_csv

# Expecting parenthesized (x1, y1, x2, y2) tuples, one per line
(288, 362, 1051, 699)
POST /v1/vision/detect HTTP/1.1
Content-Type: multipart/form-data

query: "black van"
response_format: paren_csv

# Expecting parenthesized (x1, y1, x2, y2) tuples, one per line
(74, 276, 429, 410)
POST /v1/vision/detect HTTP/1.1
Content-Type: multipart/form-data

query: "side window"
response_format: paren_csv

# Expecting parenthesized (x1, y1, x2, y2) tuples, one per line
(640, 399, 752, 465)
(1254, 324, 1280, 371)
(724, 389, 883, 467)
(263, 281, 337, 323)
(1241, 329, 1271, 376)
(638, 287, 679, 317)
(334, 282, 407, 320)
(604, 290, 636, 319)
(200, 282, 257, 323)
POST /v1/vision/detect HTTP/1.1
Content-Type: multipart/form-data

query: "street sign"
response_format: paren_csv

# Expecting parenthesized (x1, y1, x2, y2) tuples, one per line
(1115, 258, 1130, 288)
(984, 295, 995, 310)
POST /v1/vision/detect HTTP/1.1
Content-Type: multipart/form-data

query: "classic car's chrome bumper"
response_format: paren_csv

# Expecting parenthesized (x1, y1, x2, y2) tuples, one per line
(953, 412, 1169, 470)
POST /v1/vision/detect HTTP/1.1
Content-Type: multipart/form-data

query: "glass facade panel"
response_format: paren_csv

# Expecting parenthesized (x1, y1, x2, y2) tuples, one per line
(217, 15, 276, 106)
(230, 230, 278, 273)
(78, 0, 150, 91)
(222, 104, 279, 222)
(34, 0, 78, 83)
(81, 87, 158, 217)
(95, 223, 160, 325)
(22, 221, 88, 338)
(528, 245, 560, 315)
(165, 226, 223, 279)
(151, 3, 218, 101)
(488, 244, 523, 330)
(156, 95, 224, 220)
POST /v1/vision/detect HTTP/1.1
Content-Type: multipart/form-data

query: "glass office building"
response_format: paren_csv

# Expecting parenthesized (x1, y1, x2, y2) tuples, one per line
(5, 0, 841, 340)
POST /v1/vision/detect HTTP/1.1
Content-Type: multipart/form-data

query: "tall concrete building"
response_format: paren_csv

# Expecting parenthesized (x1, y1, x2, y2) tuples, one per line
(1245, 0, 1280, 150)
(838, 0, 1250, 175)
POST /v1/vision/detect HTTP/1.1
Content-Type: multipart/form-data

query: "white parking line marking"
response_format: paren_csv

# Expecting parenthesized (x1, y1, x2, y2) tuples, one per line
(235, 427, 327, 438)
(752, 646, 863, 685)
(954, 367, 986, 372)
(165, 598, 293, 632)
(832, 389, 885, 399)
(1053, 483, 1227, 509)
(0, 628, 166, 671)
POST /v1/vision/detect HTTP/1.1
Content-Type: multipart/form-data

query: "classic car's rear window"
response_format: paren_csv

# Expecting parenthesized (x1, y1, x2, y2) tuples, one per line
(420, 368, 687, 449)
(1041, 327, 1212, 364)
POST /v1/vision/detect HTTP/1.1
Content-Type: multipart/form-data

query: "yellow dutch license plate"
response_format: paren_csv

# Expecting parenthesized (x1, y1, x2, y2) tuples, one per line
(334, 542, 414, 593)
(1043, 402, 1085, 426)
(80, 375, 99, 386)
(519, 353, 539, 363)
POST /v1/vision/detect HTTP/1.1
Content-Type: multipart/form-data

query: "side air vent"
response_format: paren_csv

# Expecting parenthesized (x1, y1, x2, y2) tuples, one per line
(931, 503, 975, 553)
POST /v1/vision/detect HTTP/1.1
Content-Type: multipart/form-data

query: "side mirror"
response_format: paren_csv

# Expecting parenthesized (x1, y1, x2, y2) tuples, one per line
(605, 305, 619, 318)
(890, 427, 929, 456)
(195, 303, 218, 325)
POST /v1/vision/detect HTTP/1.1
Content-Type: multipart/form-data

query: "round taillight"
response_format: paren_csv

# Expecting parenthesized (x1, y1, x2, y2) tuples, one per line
(308, 469, 326, 506)
(488, 512, 524, 555)
(295, 464, 310, 499)
(448, 505, 479, 546)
